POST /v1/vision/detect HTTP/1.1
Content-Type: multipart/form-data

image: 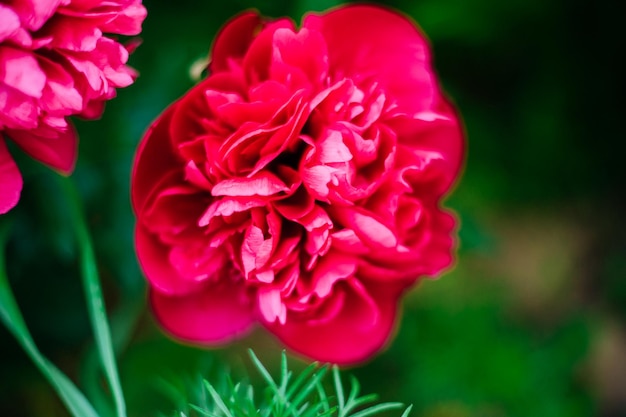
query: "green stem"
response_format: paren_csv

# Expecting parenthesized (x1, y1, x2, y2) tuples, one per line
(59, 177, 127, 417)
(0, 219, 100, 417)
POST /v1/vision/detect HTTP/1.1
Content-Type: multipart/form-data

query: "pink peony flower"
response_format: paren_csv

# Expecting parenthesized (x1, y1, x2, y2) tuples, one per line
(0, 0, 146, 213)
(132, 5, 464, 364)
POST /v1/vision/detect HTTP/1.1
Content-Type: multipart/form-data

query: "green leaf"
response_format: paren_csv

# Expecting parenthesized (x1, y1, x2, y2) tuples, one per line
(59, 177, 127, 417)
(0, 219, 100, 417)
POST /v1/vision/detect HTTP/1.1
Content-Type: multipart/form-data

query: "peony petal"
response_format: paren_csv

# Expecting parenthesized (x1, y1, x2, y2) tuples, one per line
(212, 171, 289, 197)
(0, 47, 45, 98)
(141, 176, 205, 238)
(210, 11, 263, 73)
(390, 108, 464, 196)
(304, 5, 436, 114)
(0, 139, 22, 214)
(317, 130, 352, 164)
(242, 18, 295, 85)
(360, 206, 457, 280)
(331, 206, 397, 249)
(9, 122, 77, 174)
(310, 252, 357, 298)
(151, 281, 255, 344)
(258, 287, 287, 324)
(0, 84, 39, 129)
(41, 17, 103, 51)
(98, 4, 147, 36)
(198, 197, 264, 227)
(37, 55, 83, 113)
(11, 0, 64, 31)
(270, 27, 328, 90)
(135, 224, 203, 295)
(265, 279, 404, 365)
(132, 106, 179, 214)
(0, 5, 21, 43)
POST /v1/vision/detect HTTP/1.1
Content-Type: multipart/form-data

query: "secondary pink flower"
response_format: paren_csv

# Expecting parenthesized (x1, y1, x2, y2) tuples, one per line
(132, 5, 464, 364)
(0, 0, 146, 213)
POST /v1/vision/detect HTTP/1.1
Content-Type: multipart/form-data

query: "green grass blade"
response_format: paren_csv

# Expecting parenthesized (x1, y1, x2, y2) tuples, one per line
(400, 404, 413, 417)
(347, 375, 361, 403)
(332, 366, 346, 411)
(279, 350, 290, 395)
(0, 220, 100, 417)
(349, 394, 378, 410)
(60, 177, 127, 417)
(286, 366, 328, 415)
(285, 361, 318, 400)
(315, 378, 330, 413)
(204, 381, 234, 417)
(248, 349, 279, 393)
(349, 402, 404, 417)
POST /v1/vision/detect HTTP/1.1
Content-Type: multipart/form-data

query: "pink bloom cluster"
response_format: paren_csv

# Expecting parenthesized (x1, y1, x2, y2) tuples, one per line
(132, 5, 464, 364)
(1, 0, 146, 213)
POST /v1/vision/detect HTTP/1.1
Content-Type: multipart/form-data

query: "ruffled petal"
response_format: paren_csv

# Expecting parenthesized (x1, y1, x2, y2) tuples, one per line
(304, 5, 436, 114)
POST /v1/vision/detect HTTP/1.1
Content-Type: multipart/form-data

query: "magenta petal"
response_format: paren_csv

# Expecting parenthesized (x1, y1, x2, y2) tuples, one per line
(0, 47, 45, 98)
(331, 206, 398, 249)
(135, 224, 204, 295)
(266, 279, 403, 365)
(304, 5, 435, 113)
(391, 110, 464, 196)
(151, 281, 255, 344)
(9, 123, 77, 174)
(271, 27, 328, 89)
(258, 287, 287, 324)
(38, 55, 83, 113)
(242, 19, 295, 84)
(43, 17, 102, 51)
(212, 171, 289, 197)
(0, 5, 21, 43)
(0, 84, 39, 129)
(132, 107, 179, 214)
(11, 0, 64, 31)
(310, 252, 356, 298)
(99, 4, 147, 36)
(211, 11, 263, 73)
(0, 139, 22, 214)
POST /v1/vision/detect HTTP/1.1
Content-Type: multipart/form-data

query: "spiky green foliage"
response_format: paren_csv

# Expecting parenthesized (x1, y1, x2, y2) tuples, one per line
(171, 350, 410, 417)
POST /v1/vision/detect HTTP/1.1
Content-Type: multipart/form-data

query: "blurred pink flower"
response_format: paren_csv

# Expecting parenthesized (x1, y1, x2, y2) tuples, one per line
(0, 0, 146, 213)
(132, 5, 464, 364)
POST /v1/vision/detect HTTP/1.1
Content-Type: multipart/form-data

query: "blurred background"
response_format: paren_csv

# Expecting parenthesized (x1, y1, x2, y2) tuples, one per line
(1, 0, 625, 416)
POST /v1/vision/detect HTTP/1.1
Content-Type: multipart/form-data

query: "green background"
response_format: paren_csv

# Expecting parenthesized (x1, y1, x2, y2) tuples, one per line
(1, 0, 625, 416)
